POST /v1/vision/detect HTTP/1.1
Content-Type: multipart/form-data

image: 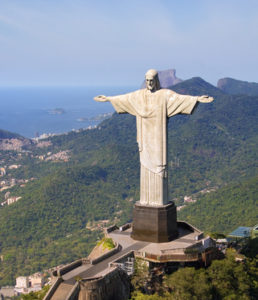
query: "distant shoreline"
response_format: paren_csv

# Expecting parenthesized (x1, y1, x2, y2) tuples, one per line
(0, 85, 135, 138)
(33, 124, 98, 141)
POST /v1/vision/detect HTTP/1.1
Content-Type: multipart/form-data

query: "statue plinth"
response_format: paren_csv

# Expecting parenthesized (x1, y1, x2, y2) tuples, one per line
(131, 202, 178, 243)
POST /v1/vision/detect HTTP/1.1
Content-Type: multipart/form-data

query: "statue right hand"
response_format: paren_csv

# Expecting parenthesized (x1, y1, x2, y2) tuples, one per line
(94, 95, 108, 102)
(198, 95, 214, 103)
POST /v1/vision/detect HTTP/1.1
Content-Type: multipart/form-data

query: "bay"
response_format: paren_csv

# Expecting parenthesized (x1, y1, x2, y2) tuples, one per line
(0, 86, 136, 138)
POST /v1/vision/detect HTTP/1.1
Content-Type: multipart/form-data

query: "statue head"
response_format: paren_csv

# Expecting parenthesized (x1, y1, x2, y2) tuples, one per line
(145, 69, 160, 92)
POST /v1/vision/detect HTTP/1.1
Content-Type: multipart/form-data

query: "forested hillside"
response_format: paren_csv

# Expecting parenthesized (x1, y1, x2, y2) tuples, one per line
(217, 77, 258, 96)
(178, 175, 258, 233)
(0, 77, 257, 285)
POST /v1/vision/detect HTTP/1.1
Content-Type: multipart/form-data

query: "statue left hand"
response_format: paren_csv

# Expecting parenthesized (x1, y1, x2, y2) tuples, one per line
(198, 95, 214, 103)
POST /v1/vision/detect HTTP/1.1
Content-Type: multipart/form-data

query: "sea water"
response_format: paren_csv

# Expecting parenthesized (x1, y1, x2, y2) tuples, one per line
(0, 86, 136, 138)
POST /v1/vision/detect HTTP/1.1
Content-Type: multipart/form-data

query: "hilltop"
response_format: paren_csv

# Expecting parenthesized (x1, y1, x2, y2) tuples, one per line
(0, 129, 33, 151)
(217, 77, 258, 96)
(171, 76, 225, 97)
(0, 129, 24, 140)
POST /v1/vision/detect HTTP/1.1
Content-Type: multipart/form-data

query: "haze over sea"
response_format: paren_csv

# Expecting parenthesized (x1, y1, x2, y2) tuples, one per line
(0, 86, 136, 138)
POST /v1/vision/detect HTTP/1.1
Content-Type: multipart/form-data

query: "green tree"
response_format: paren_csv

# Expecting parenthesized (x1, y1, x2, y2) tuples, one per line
(164, 267, 212, 300)
(131, 259, 151, 294)
(20, 285, 49, 300)
(208, 253, 255, 299)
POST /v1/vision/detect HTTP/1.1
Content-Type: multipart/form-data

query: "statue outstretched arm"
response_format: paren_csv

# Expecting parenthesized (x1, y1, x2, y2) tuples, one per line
(94, 90, 139, 116)
(167, 91, 214, 117)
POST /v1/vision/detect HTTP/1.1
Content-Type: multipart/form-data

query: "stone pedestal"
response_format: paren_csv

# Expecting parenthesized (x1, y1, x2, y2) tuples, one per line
(131, 202, 178, 243)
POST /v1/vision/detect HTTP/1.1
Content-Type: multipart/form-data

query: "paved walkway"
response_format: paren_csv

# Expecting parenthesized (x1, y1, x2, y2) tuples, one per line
(63, 238, 149, 285)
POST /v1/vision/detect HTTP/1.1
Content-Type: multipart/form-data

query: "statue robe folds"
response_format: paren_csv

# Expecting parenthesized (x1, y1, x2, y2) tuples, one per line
(109, 89, 199, 206)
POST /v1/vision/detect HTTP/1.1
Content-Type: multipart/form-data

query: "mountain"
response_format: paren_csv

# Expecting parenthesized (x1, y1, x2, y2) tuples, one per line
(0, 129, 33, 151)
(217, 77, 258, 96)
(171, 77, 225, 97)
(141, 68, 182, 88)
(0, 76, 257, 285)
(0, 129, 23, 139)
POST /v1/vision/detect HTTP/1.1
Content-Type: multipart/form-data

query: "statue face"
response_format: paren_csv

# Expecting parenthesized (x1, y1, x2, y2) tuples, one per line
(145, 76, 156, 92)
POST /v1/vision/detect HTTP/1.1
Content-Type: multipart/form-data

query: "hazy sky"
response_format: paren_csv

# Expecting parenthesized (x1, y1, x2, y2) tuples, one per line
(0, 0, 257, 86)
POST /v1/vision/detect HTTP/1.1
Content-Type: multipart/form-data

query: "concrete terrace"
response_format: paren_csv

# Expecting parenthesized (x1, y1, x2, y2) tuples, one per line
(45, 222, 210, 300)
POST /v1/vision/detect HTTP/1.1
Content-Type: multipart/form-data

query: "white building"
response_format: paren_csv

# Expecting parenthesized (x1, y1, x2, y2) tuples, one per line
(15, 276, 29, 289)
(29, 273, 44, 288)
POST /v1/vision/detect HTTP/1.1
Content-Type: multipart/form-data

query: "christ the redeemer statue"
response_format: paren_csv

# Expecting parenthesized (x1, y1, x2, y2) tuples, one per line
(94, 69, 213, 207)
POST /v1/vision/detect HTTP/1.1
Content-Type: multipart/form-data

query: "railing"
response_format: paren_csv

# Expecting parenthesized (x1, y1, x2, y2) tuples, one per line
(134, 251, 201, 262)
(119, 223, 131, 231)
(104, 225, 118, 234)
(91, 243, 121, 265)
(108, 250, 134, 266)
(43, 277, 63, 300)
(158, 243, 202, 255)
(64, 281, 79, 300)
(52, 259, 83, 277)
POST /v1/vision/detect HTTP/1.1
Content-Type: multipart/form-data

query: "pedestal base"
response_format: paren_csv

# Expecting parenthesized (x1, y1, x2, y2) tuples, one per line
(131, 202, 178, 243)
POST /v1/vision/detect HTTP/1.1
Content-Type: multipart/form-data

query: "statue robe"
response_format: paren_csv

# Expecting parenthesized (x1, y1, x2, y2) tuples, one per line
(108, 88, 199, 206)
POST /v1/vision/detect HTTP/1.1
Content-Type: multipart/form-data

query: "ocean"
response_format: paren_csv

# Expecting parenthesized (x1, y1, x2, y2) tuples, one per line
(0, 86, 136, 138)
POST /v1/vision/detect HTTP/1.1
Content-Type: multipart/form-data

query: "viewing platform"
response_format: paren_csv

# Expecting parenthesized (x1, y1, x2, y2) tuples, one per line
(44, 221, 218, 300)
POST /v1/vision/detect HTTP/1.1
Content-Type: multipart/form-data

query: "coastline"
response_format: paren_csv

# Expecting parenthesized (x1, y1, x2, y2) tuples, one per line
(0, 85, 137, 138)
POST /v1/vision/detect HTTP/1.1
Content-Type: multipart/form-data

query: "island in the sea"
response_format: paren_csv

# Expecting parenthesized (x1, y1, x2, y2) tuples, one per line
(47, 108, 65, 115)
